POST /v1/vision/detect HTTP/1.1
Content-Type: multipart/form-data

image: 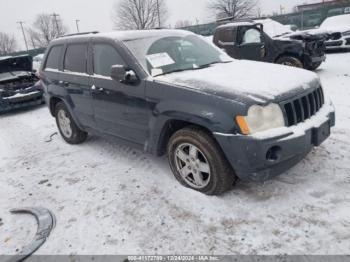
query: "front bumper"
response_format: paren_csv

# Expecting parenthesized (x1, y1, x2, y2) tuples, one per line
(0, 88, 44, 113)
(214, 102, 335, 182)
(325, 37, 350, 49)
(310, 55, 326, 63)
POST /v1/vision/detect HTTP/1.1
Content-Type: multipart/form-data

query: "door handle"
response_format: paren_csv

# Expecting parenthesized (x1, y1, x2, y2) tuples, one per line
(91, 85, 106, 93)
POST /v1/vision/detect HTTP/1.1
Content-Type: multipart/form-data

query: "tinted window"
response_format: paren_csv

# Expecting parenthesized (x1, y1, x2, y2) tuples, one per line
(64, 44, 87, 73)
(45, 46, 62, 70)
(93, 44, 125, 77)
(219, 29, 237, 43)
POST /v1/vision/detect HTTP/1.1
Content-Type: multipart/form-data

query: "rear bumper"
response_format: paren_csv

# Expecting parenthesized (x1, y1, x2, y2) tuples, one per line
(0, 89, 44, 113)
(213, 101, 335, 182)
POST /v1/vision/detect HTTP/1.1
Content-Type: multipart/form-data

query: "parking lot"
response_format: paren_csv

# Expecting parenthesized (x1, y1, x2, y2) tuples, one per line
(0, 52, 350, 255)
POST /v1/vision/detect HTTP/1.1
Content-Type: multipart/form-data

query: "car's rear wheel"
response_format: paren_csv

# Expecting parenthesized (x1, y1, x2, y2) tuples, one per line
(55, 102, 87, 144)
(167, 126, 237, 195)
(276, 56, 303, 68)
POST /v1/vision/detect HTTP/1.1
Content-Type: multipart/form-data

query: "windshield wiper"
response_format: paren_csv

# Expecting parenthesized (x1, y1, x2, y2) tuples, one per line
(154, 60, 231, 77)
(274, 32, 291, 38)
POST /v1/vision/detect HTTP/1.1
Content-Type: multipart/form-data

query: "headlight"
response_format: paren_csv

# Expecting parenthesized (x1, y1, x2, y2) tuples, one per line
(236, 104, 285, 135)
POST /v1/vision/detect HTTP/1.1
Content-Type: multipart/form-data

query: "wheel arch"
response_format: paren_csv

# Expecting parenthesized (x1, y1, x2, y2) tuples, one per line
(49, 96, 85, 131)
(275, 52, 303, 63)
(154, 118, 219, 157)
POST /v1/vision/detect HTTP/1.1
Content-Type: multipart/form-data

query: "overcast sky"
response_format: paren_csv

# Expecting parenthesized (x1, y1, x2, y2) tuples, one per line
(0, 0, 320, 49)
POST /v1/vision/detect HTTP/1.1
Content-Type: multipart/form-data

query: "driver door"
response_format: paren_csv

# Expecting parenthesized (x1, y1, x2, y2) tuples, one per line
(237, 26, 266, 61)
(90, 42, 149, 146)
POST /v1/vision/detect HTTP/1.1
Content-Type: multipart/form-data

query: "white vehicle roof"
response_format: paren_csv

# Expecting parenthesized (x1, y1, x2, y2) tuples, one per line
(321, 14, 350, 31)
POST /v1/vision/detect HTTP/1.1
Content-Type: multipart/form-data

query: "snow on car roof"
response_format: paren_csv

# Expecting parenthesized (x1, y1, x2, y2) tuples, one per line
(321, 14, 350, 30)
(216, 21, 254, 30)
(254, 18, 292, 38)
(54, 29, 195, 43)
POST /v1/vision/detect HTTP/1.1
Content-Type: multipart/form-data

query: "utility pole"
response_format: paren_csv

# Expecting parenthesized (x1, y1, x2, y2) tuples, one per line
(156, 0, 161, 28)
(17, 21, 29, 51)
(51, 13, 61, 36)
(75, 19, 80, 33)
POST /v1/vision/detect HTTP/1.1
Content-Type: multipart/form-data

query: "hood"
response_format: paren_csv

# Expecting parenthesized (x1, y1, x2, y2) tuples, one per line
(285, 29, 342, 41)
(0, 55, 33, 74)
(155, 60, 320, 104)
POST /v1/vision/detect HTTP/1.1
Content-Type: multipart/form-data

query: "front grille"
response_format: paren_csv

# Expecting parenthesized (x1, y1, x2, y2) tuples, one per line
(325, 40, 343, 47)
(282, 87, 325, 127)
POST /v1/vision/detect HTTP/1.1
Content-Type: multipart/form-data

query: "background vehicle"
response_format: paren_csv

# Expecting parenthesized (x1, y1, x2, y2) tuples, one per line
(32, 54, 45, 72)
(319, 14, 350, 50)
(41, 30, 335, 195)
(213, 19, 328, 70)
(0, 55, 43, 113)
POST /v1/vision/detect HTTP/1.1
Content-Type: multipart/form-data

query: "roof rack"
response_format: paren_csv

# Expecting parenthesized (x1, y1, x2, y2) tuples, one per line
(59, 31, 99, 38)
(216, 17, 255, 25)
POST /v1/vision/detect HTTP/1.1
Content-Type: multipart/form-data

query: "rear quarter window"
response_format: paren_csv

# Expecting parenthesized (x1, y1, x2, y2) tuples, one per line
(45, 45, 62, 70)
(64, 44, 88, 74)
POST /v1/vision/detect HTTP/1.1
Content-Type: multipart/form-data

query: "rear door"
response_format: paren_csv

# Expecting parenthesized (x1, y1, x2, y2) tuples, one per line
(60, 43, 95, 128)
(41, 45, 64, 99)
(91, 42, 149, 145)
(215, 27, 241, 59)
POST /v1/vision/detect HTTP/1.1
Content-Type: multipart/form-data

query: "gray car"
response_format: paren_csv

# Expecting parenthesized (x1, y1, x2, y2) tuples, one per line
(40, 30, 335, 195)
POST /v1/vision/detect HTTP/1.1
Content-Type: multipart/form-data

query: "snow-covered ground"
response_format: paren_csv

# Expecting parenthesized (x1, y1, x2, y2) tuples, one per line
(1, 53, 350, 255)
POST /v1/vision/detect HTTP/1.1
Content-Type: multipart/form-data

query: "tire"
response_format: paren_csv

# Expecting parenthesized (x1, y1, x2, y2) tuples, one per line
(305, 62, 322, 71)
(167, 126, 237, 195)
(54, 102, 87, 144)
(276, 56, 303, 68)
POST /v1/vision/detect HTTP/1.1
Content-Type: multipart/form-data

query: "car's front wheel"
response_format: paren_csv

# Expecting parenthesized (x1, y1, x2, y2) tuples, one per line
(167, 126, 237, 195)
(276, 56, 303, 68)
(55, 102, 87, 144)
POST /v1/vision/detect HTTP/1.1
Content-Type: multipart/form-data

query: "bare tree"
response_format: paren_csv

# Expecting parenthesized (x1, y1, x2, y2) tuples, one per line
(0, 32, 17, 55)
(112, 0, 168, 30)
(175, 20, 193, 29)
(28, 13, 67, 48)
(208, 0, 258, 20)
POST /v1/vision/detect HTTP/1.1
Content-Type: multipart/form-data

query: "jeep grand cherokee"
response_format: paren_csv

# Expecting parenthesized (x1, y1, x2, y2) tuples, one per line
(40, 30, 335, 195)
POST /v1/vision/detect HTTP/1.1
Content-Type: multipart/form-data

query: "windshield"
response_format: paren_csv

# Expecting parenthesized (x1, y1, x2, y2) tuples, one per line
(123, 34, 231, 77)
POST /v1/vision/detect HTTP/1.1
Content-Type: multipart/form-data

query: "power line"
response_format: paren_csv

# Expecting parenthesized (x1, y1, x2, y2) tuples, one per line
(17, 21, 29, 51)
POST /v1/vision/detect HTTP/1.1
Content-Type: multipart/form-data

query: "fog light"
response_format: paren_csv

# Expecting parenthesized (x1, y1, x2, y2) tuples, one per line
(266, 146, 282, 162)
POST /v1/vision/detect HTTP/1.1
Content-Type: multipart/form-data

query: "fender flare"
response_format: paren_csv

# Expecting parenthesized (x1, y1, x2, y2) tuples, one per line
(6, 207, 56, 262)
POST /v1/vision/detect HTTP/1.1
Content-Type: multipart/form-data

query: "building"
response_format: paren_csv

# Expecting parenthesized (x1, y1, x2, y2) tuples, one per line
(296, 0, 350, 12)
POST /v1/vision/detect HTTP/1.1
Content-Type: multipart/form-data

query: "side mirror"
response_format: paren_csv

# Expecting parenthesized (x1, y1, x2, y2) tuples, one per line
(111, 65, 138, 84)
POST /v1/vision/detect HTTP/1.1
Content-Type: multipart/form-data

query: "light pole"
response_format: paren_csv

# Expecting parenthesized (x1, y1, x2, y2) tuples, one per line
(75, 19, 80, 33)
(17, 21, 29, 51)
(156, 0, 161, 28)
(51, 13, 61, 36)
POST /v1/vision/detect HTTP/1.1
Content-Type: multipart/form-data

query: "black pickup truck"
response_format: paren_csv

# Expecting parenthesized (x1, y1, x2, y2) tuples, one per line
(0, 55, 43, 113)
(213, 19, 333, 70)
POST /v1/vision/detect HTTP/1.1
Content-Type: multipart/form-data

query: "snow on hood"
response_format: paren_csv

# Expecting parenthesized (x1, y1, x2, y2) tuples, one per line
(155, 60, 320, 103)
